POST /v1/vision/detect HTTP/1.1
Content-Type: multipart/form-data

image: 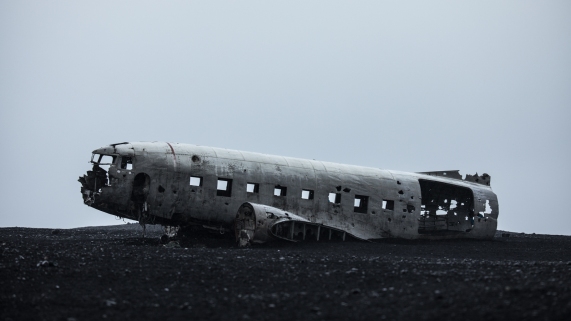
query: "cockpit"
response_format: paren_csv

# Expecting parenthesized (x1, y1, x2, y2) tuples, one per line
(79, 143, 137, 210)
(90, 153, 133, 171)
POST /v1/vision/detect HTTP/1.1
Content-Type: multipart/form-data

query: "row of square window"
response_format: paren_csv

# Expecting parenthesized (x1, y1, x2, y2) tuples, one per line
(190, 176, 396, 213)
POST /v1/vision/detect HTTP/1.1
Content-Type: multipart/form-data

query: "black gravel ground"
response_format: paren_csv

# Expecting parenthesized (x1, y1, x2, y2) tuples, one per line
(1, 224, 570, 321)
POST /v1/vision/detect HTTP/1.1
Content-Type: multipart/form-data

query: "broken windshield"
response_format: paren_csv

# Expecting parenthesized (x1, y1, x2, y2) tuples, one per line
(91, 154, 117, 171)
(120, 156, 133, 170)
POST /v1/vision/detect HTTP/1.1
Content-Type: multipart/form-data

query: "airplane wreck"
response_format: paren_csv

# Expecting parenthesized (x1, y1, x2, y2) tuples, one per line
(78, 142, 499, 246)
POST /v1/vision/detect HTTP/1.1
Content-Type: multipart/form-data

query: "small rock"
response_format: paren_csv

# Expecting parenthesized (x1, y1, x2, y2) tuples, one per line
(164, 241, 181, 248)
(37, 260, 54, 267)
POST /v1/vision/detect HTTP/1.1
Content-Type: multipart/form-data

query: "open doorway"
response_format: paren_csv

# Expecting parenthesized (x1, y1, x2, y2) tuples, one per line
(131, 173, 150, 221)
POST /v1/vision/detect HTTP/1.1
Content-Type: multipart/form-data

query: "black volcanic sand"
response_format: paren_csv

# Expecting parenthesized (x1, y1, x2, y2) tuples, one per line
(1, 224, 570, 321)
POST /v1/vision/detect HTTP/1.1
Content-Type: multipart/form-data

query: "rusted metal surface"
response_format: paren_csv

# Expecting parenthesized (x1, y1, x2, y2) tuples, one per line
(79, 142, 499, 245)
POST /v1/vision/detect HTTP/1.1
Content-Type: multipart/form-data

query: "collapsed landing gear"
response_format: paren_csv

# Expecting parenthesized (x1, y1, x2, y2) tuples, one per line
(238, 230, 251, 247)
(235, 204, 255, 247)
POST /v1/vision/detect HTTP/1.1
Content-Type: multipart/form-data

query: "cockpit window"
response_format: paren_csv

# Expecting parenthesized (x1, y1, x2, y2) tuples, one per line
(120, 156, 133, 170)
(99, 155, 115, 164)
(91, 154, 117, 165)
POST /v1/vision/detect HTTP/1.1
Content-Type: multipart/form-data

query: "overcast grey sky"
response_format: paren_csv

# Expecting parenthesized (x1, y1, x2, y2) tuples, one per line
(1, 1, 570, 235)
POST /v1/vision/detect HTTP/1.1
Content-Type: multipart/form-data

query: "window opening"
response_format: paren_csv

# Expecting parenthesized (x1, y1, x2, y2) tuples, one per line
(91, 154, 116, 171)
(382, 200, 394, 210)
(247, 183, 259, 193)
(217, 178, 233, 197)
(120, 156, 133, 170)
(92, 154, 116, 165)
(190, 176, 202, 186)
(354, 195, 368, 213)
(328, 192, 341, 204)
(217, 180, 228, 190)
(482, 200, 493, 215)
(301, 189, 314, 200)
(274, 185, 287, 197)
(99, 155, 115, 164)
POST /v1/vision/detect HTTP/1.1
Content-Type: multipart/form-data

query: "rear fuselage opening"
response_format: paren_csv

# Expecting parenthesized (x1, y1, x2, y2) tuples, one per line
(418, 179, 475, 234)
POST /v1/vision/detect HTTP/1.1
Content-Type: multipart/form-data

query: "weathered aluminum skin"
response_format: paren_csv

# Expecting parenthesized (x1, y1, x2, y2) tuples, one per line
(78, 142, 499, 242)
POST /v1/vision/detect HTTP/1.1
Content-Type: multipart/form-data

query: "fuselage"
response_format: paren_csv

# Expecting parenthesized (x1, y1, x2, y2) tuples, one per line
(78, 142, 499, 241)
